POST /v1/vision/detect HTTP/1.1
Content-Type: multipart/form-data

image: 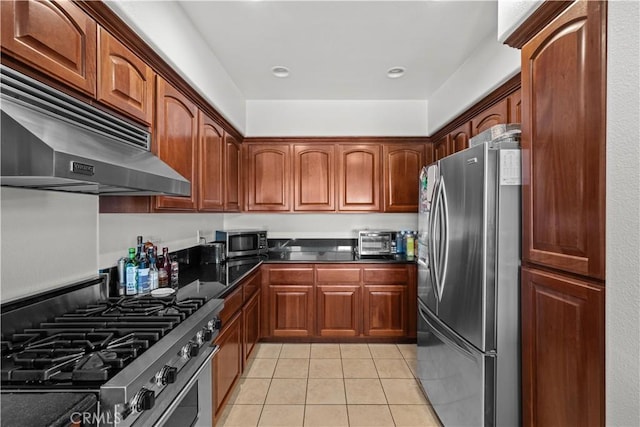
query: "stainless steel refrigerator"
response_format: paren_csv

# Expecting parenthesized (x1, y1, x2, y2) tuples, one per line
(416, 137, 521, 426)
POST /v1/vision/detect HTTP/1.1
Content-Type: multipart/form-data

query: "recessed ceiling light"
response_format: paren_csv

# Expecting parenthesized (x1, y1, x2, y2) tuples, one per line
(387, 67, 406, 79)
(272, 66, 290, 78)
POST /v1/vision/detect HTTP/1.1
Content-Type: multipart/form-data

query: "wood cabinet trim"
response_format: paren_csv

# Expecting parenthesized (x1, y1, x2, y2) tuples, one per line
(430, 73, 521, 142)
(503, 1, 574, 49)
(76, 1, 243, 141)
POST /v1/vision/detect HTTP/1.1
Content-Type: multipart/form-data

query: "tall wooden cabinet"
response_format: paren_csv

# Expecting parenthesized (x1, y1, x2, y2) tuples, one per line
(293, 144, 335, 211)
(518, 1, 606, 426)
(383, 144, 425, 212)
(337, 144, 381, 211)
(245, 144, 292, 211)
(154, 77, 199, 211)
(198, 113, 225, 211)
(224, 135, 242, 212)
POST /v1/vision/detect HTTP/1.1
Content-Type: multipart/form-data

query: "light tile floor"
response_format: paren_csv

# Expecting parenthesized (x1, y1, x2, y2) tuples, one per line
(217, 343, 442, 427)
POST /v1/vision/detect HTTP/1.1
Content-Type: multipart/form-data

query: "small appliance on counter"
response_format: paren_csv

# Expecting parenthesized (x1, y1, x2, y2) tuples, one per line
(215, 230, 268, 259)
(200, 242, 226, 264)
(357, 230, 394, 257)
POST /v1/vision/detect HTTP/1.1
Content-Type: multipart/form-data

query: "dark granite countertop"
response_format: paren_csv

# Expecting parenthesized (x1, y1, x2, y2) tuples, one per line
(1, 392, 97, 427)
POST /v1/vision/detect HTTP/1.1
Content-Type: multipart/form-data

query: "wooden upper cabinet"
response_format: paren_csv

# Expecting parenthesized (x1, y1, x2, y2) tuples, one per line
(521, 267, 604, 427)
(434, 134, 450, 161)
(246, 144, 292, 211)
(450, 122, 472, 153)
(337, 144, 381, 211)
(1, 0, 97, 96)
(154, 77, 198, 211)
(471, 98, 509, 136)
(383, 144, 424, 212)
(97, 27, 154, 125)
(294, 144, 335, 211)
(424, 142, 434, 167)
(521, 0, 606, 280)
(224, 134, 242, 212)
(508, 88, 522, 124)
(198, 112, 225, 211)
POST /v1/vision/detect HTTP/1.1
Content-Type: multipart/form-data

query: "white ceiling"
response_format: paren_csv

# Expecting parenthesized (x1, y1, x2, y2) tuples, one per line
(179, 0, 498, 100)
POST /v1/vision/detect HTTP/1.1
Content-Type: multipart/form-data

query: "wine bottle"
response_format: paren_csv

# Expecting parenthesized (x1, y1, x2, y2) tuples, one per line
(125, 248, 138, 296)
(159, 247, 170, 288)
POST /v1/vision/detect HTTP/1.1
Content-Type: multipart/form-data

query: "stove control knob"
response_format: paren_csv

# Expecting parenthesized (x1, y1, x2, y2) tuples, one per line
(202, 326, 213, 342)
(207, 317, 222, 331)
(155, 365, 178, 386)
(132, 388, 155, 413)
(195, 330, 205, 346)
(181, 341, 199, 359)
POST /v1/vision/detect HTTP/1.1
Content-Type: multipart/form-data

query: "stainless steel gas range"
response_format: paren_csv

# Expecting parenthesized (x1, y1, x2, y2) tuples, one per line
(1, 276, 225, 426)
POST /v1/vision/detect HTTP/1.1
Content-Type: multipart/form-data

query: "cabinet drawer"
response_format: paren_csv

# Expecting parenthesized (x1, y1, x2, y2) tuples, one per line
(220, 285, 243, 326)
(316, 267, 361, 283)
(363, 267, 409, 284)
(267, 266, 314, 284)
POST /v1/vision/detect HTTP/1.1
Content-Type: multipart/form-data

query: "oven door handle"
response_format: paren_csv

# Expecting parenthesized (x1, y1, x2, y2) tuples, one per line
(153, 344, 220, 427)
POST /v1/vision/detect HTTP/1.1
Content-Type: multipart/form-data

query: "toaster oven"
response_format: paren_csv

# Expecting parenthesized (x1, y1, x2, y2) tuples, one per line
(358, 230, 393, 256)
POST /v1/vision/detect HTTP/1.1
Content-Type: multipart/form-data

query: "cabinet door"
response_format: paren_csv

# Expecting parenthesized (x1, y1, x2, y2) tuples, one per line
(269, 285, 315, 337)
(521, 0, 606, 279)
(1, 0, 97, 96)
(316, 285, 361, 337)
(424, 143, 434, 166)
(471, 98, 508, 136)
(383, 144, 424, 212)
(337, 144, 381, 211)
(97, 27, 154, 125)
(521, 267, 604, 427)
(154, 77, 198, 210)
(450, 122, 472, 153)
(198, 112, 225, 211)
(293, 144, 335, 211)
(243, 289, 261, 364)
(434, 135, 450, 161)
(213, 311, 242, 418)
(246, 144, 291, 211)
(508, 88, 522, 124)
(363, 285, 408, 337)
(224, 134, 242, 212)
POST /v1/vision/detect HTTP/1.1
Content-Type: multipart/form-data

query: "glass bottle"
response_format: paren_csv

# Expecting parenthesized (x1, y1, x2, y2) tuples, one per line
(148, 248, 159, 291)
(159, 248, 170, 288)
(137, 251, 150, 294)
(125, 248, 138, 296)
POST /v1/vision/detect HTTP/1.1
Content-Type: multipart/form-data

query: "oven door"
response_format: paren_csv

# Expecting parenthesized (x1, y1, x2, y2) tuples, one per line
(154, 345, 219, 427)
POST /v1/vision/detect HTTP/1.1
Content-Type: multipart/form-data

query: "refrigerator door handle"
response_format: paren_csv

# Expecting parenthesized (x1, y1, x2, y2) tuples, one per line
(429, 177, 442, 301)
(438, 178, 450, 300)
(418, 300, 475, 360)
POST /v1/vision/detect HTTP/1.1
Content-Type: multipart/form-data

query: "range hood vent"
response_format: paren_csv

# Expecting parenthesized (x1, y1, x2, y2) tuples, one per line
(0, 66, 191, 196)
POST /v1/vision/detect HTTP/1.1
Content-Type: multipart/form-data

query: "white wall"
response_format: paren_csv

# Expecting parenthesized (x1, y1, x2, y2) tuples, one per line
(497, 1, 543, 43)
(606, 1, 640, 425)
(245, 100, 428, 137)
(105, 0, 246, 134)
(224, 213, 418, 239)
(98, 213, 224, 269)
(427, 33, 521, 134)
(0, 188, 98, 302)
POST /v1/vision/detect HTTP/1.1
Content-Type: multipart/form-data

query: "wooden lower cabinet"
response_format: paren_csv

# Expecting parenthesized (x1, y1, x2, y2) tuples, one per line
(269, 285, 315, 337)
(521, 267, 604, 427)
(363, 285, 408, 337)
(243, 289, 261, 363)
(213, 310, 242, 420)
(262, 263, 415, 340)
(317, 285, 360, 337)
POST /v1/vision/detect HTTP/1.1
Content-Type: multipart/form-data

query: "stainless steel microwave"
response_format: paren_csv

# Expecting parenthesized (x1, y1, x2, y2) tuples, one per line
(215, 230, 268, 258)
(358, 230, 393, 256)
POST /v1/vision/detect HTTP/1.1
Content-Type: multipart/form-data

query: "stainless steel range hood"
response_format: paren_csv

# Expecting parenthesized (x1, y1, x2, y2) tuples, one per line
(0, 66, 191, 196)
